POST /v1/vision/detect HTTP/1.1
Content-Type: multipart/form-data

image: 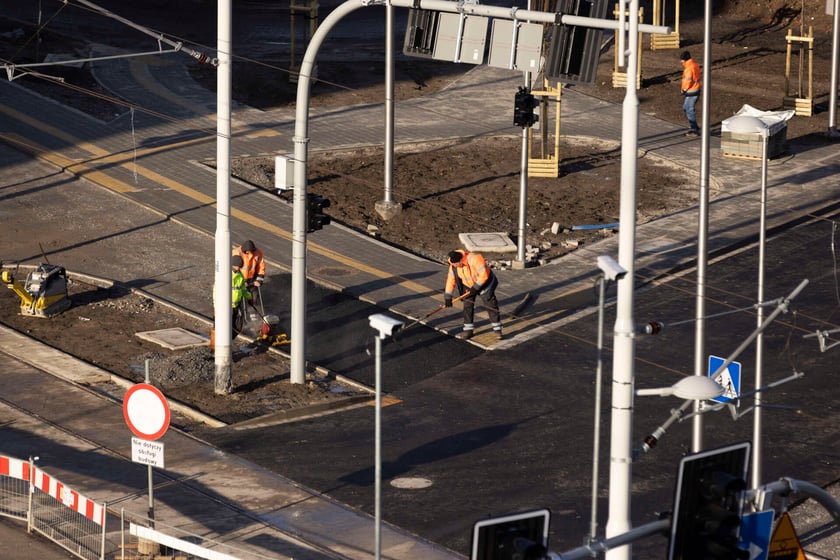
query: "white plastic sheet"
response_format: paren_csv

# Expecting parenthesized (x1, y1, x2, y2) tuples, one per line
(722, 104, 795, 135)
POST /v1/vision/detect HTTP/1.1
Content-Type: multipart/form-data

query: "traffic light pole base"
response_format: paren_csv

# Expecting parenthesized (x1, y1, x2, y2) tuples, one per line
(375, 200, 402, 220)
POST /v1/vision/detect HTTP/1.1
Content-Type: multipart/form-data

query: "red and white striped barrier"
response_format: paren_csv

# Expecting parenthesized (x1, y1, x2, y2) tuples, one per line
(31, 468, 105, 526)
(0, 456, 30, 481)
(0, 455, 106, 526)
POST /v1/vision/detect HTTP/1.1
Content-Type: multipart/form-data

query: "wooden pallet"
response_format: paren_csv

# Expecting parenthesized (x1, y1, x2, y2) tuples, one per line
(611, 71, 642, 89)
(528, 157, 559, 178)
(650, 32, 680, 50)
(783, 96, 814, 117)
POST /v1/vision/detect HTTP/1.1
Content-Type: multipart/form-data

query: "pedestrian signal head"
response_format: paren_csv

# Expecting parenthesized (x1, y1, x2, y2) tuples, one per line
(306, 194, 331, 232)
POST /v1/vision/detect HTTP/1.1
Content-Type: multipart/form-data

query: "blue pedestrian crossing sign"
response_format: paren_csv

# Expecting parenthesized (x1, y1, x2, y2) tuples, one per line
(708, 355, 741, 403)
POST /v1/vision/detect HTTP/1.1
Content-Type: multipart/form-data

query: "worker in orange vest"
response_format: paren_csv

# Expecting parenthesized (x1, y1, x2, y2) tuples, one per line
(444, 249, 503, 341)
(232, 240, 266, 299)
(680, 50, 701, 137)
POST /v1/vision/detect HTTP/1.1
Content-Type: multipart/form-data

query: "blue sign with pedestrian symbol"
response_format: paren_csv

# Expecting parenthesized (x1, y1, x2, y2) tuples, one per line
(708, 355, 741, 403)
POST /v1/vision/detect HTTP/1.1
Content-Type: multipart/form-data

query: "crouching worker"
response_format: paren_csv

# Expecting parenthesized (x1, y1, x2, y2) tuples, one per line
(211, 254, 253, 348)
(444, 249, 503, 341)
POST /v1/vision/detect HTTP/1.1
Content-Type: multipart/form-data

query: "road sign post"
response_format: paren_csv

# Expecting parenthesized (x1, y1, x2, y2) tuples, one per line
(123, 381, 170, 527)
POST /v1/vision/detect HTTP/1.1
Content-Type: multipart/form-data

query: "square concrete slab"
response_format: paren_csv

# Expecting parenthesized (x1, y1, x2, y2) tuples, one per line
(458, 232, 517, 253)
(135, 328, 209, 350)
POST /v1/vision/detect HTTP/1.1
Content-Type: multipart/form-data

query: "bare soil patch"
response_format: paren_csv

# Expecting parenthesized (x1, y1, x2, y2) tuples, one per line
(233, 136, 697, 264)
(0, 274, 367, 428)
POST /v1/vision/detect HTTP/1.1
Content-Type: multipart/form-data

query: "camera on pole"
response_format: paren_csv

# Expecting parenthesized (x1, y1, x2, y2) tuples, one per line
(306, 193, 331, 232)
(513, 86, 538, 128)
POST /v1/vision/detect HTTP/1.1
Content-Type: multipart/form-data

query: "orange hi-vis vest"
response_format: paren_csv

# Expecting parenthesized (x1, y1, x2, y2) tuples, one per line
(445, 250, 493, 296)
(232, 246, 266, 282)
(681, 58, 701, 96)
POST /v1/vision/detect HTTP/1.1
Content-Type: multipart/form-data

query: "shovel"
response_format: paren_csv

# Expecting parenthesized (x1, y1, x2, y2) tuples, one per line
(401, 291, 470, 331)
(247, 286, 275, 336)
(364, 292, 469, 355)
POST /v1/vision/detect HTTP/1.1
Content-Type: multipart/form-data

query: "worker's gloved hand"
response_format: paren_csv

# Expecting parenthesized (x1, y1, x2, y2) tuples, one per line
(444, 297, 453, 308)
(466, 287, 479, 298)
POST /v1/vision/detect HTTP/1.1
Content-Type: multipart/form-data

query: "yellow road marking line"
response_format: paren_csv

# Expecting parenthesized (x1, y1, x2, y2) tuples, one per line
(0, 106, 434, 297)
(0, 132, 138, 193)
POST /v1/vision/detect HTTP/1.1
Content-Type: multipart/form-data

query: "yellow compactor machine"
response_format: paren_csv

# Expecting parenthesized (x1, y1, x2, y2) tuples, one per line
(1, 262, 71, 317)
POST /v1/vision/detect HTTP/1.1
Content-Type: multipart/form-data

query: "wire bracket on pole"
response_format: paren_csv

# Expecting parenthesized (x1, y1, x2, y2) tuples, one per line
(803, 327, 840, 352)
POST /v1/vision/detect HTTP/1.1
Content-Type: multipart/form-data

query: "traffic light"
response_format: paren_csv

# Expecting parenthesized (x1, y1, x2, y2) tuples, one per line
(669, 442, 751, 560)
(471, 509, 550, 560)
(513, 87, 538, 128)
(545, 0, 608, 85)
(306, 193, 331, 232)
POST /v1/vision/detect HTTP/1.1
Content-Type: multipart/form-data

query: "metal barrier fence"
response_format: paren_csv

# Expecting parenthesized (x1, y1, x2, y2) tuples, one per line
(118, 509, 280, 560)
(1, 455, 107, 560)
(0, 455, 30, 521)
(1, 454, 284, 560)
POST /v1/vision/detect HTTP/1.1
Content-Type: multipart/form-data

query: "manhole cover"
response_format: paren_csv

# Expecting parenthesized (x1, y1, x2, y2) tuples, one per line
(313, 266, 355, 277)
(135, 328, 208, 350)
(390, 477, 433, 489)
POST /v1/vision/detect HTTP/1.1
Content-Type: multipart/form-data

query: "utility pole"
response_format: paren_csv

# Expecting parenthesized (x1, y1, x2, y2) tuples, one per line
(605, 0, 640, 557)
(213, 0, 233, 394)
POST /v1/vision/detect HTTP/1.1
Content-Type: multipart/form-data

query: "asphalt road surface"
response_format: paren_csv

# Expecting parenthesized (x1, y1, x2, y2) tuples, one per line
(4, 137, 838, 556)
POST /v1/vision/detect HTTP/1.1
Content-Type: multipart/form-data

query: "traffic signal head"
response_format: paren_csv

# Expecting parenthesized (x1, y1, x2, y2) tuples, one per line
(306, 193, 331, 232)
(471, 509, 550, 560)
(669, 442, 751, 560)
(513, 87, 538, 128)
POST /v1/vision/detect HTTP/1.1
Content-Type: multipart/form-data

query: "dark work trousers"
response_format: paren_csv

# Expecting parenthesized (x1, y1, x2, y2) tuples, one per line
(461, 274, 502, 333)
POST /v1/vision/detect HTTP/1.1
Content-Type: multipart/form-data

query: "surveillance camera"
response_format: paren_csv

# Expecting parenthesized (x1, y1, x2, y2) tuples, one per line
(597, 255, 627, 281)
(369, 314, 404, 338)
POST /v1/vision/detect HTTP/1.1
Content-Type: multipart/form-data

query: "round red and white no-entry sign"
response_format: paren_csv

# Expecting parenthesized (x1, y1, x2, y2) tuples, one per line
(123, 383, 170, 441)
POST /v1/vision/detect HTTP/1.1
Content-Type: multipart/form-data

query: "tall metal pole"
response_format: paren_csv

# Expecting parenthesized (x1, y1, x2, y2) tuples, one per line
(374, 335, 383, 560)
(516, 125, 529, 265)
(753, 132, 769, 489)
(213, 0, 233, 394)
(376, 0, 402, 220)
(829, 0, 840, 136)
(605, 0, 639, 557)
(589, 275, 607, 543)
(385, 1, 394, 204)
(691, 0, 713, 451)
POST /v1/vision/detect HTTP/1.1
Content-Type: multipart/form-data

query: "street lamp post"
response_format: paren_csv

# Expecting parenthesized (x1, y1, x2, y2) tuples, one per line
(368, 313, 404, 560)
(725, 115, 769, 490)
(589, 256, 627, 543)
(605, 0, 641, 557)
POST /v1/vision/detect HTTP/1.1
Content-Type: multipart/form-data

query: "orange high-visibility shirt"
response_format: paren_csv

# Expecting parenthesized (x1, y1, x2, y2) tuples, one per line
(445, 250, 493, 296)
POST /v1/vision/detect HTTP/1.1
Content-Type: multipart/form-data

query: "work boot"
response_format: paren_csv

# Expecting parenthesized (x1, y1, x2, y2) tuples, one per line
(495, 330, 504, 341)
(456, 330, 473, 340)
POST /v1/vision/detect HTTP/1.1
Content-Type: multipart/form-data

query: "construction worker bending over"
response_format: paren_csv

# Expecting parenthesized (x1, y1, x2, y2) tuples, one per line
(232, 239, 266, 299)
(213, 254, 253, 340)
(444, 249, 503, 341)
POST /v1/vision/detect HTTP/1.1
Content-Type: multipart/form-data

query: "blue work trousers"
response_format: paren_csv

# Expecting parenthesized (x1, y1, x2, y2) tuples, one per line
(683, 94, 700, 132)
